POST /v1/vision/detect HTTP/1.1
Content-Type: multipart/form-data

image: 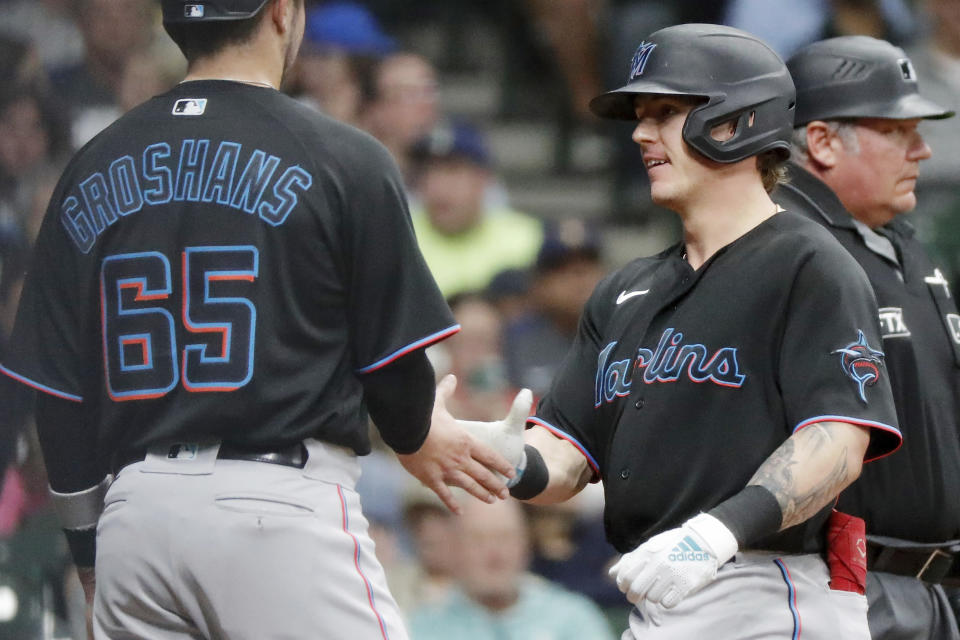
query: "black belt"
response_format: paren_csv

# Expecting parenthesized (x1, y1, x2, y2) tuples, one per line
(867, 536, 960, 584)
(112, 442, 308, 474)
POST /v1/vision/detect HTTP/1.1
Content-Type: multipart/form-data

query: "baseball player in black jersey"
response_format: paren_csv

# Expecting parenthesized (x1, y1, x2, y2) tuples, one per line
(774, 36, 960, 640)
(0, 1, 519, 638)
(437, 24, 904, 639)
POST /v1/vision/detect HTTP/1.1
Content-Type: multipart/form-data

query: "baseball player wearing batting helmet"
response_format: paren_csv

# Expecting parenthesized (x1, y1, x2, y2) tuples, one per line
(434, 23, 904, 639)
(0, 0, 519, 638)
(774, 35, 960, 640)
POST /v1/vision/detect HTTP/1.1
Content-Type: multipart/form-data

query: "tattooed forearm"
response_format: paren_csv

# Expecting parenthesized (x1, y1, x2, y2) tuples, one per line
(748, 423, 861, 530)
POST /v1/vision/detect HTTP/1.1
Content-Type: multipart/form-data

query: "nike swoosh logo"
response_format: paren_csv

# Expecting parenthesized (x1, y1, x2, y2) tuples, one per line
(616, 289, 650, 304)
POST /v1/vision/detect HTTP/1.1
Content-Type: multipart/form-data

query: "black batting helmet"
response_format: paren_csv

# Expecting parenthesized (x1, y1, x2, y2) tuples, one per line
(589, 23, 796, 164)
(788, 36, 954, 125)
(160, 0, 270, 23)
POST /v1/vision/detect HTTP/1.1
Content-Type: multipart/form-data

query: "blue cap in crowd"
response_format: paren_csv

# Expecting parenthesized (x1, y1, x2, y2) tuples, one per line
(412, 121, 492, 168)
(535, 219, 602, 271)
(304, 2, 396, 56)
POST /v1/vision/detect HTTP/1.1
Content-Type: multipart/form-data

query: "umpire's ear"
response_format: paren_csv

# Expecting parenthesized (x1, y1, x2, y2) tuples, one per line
(804, 120, 844, 170)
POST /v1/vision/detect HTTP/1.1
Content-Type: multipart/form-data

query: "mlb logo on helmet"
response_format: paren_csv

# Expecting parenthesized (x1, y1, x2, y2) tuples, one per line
(898, 58, 916, 82)
(173, 98, 207, 116)
(629, 42, 656, 81)
(185, 4, 205, 18)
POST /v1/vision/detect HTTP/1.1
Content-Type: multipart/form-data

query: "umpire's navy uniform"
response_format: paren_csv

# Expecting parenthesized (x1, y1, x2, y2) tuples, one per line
(776, 163, 960, 640)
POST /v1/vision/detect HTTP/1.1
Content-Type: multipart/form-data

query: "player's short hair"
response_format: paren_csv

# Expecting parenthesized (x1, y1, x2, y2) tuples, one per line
(758, 150, 788, 193)
(163, 0, 301, 61)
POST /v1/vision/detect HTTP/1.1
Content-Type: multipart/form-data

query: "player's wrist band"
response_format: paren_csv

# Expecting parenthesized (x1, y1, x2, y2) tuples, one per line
(509, 445, 549, 500)
(707, 484, 783, 548)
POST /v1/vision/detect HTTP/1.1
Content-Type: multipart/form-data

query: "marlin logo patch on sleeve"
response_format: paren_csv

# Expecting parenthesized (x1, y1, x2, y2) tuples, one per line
(629, 43, 657, 80)
(832, 330, 885, 403)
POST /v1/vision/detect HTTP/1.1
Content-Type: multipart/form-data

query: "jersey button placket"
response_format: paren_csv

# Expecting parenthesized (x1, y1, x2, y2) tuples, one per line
(634, 398, 644, 410)
(620, 468, 631, 480)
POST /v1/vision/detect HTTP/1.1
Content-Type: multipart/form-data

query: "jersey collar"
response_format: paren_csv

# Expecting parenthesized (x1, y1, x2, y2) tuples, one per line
(780, 162, 856, 231)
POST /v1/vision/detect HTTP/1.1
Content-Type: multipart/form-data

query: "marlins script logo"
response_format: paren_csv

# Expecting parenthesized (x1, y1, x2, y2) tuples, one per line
(629, 42, 657, 80)
(832, 330, 885, 402)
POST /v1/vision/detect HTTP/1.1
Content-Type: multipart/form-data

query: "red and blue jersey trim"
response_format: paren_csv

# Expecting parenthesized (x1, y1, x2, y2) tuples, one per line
(0, 364, 83, 402)
(356, 324, 460, 374)
(793, 415, 902, 462)
(527, 416, 600, 478)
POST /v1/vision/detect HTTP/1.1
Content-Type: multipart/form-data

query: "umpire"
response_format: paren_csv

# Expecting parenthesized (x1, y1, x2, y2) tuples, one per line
(775, 36, 960, 640)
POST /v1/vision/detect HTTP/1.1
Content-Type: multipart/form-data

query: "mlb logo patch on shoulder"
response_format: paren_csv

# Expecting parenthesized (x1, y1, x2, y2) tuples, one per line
(173, 98, 207, 116)
(184, 4, 205, 18)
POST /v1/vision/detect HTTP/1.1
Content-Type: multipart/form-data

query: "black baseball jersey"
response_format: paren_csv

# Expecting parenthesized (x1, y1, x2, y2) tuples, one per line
(530, 211, 901, 554)
(776, 165, 960, 542)
(1, 80, 456, 462)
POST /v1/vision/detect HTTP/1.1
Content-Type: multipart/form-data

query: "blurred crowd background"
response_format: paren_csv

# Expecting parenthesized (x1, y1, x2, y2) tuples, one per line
(0, 0, 958, 637)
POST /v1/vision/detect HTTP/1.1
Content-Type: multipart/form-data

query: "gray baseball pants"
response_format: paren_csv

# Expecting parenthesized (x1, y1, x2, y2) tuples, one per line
(622, 551, 870, 639)
(92, 439, 408, 640)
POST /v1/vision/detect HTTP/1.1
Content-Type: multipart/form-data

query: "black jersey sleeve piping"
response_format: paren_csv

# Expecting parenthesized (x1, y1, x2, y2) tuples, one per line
(527, 416, 600, 479)
(1, 365, 83, 402)
(793, 414, 902, 462)
(355, 324, 460, 374)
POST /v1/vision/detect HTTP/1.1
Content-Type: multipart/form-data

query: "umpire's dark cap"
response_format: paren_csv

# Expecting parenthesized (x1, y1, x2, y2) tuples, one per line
(161, 0, 269, 23)
(411, 121, 492, 168)
(788, 36, 954, 125)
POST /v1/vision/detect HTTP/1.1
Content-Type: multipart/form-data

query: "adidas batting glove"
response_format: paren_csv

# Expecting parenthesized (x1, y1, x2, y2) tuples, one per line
(609, 513, 738, 608)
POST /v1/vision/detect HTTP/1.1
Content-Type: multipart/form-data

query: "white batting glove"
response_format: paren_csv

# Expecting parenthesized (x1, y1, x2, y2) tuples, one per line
(453, 388, 533, 486)
(609, 513, 738, 609)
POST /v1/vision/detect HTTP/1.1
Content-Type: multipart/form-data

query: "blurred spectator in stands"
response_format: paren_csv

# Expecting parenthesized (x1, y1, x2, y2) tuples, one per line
(0, 35, 46, 92)
(485, 268, 532, 326)
(49, 0, 156, 147)
(0, 230, 29, 486)
(828, 0, 917, 42)
(118, 44, 186, 113)
(286, 1, 395, 127)
(386, 483, 461, 615)
(361, 52, 441, 180)
(411, 121, 542, 298)
(0, 38, 70, 530)
(525, 486, 628, 630)
(409, 496, 615, 640)
(504, 219, 605, 397)
(523, 0, 603, 122)
(0, 84, 71, 239)
(724, 0, 917, 60)
(907, 0, 960, 285)
(0, 425, 76, 638)
(430, 292, 513, 422)
(0, 0, 84, 72)
(0, 227, 28, 346)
